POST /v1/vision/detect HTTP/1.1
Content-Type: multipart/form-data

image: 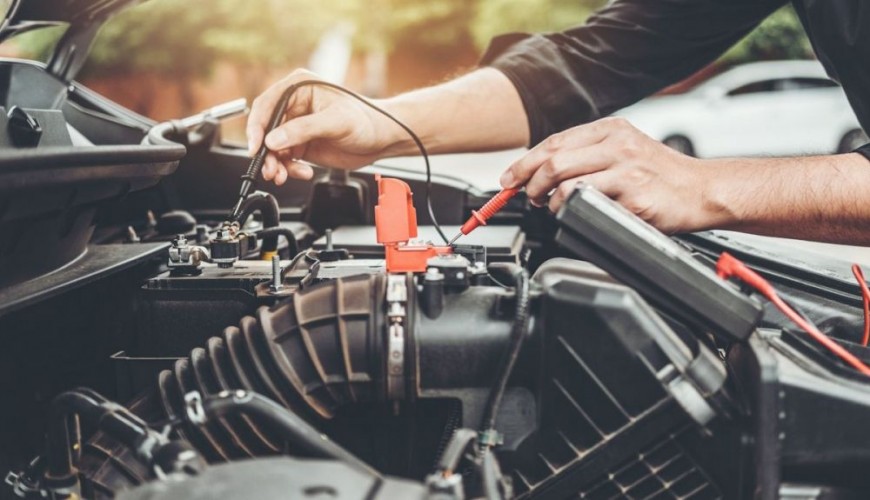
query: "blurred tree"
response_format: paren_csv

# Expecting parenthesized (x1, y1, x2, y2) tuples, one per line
(13, 0, 338, 111)
(471, 0, 602, 49)
(722, 5, 813, 62)
(197, 0, 337, 100)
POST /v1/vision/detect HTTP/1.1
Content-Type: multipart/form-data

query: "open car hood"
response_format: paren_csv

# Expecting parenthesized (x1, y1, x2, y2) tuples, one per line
(0, 0, 144, 80)
(1, 0, 142, 41)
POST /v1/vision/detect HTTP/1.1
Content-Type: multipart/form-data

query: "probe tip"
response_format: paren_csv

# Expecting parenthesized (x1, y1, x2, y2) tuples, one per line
(448, 233, 462, 246)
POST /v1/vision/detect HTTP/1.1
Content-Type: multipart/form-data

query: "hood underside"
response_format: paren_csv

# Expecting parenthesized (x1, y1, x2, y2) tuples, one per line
(0, 0, 142, 42)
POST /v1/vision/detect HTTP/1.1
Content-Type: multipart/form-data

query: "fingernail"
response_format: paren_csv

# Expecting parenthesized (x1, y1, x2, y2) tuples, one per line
(247, 138, 256, 155)
(300, 164, 314, 180)
(288, 163, 315, 180)
(499, 170, 514, 187)
(265, 129, 287, 150)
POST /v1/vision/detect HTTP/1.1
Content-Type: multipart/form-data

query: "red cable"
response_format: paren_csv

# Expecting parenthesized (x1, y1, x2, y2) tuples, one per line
(717, 252, 870, 376)
(852, 264, 870, 346)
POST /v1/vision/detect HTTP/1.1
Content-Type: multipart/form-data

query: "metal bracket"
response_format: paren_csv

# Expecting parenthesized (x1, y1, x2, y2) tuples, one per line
(478, 429, 504, 448)
(386, 274, 408, 400)
(5, 470, 45, 499)
(168, 234, 210, 272)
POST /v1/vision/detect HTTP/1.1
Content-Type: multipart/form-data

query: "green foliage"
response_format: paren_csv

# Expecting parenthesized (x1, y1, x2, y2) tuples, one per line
(722, 5, 813, 63)
(198, 0, 336, 68)
(7, 25, 64, 61)
(340, 0, 475, 52)
(471, 0, 601, 49)
(12, 0, 338, 78)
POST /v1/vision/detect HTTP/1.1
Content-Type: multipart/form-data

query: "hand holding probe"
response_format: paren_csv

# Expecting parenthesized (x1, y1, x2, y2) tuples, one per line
(228, 83, 307, 221)
(227, 80, 449, 245)
(448, 187, 520, 245)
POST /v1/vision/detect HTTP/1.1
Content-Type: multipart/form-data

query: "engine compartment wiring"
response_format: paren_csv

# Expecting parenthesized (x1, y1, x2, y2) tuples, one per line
(717, 252, 870, 375)
(852, 264, 870, 346)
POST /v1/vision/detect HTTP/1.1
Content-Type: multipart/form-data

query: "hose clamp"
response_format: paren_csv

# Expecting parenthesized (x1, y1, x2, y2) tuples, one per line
(385, 274, 408, 400)
(183, 391, 206, 425)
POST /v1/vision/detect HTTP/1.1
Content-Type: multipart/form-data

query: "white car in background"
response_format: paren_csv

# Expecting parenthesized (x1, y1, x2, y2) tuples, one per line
(618, 60, 868, 157)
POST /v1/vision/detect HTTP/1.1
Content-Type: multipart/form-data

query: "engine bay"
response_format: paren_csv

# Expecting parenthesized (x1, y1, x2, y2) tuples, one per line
(4, 36, 870, 500)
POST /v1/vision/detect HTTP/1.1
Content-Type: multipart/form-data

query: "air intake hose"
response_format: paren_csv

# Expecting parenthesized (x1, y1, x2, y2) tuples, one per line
(156, 271, 517, 463)
(158, 272, 389, 461)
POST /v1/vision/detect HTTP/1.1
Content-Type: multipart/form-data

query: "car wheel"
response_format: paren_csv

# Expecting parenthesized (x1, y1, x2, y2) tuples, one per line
(837, 129, 869, 153)
(662, 136, 695, 157)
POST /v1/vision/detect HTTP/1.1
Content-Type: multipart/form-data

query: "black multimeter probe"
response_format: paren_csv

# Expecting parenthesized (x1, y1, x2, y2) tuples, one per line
(227, 81, 311, 222)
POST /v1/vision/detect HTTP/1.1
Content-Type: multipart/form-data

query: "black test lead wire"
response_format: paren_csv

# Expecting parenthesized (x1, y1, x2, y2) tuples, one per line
(228, 80, 449, 245)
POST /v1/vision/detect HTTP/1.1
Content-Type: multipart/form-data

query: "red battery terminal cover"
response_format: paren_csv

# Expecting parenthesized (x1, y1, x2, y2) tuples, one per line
(374, 175, 452, 273)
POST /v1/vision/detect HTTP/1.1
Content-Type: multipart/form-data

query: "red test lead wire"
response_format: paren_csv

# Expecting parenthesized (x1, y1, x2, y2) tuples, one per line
(449, 187, 520, 245)
(716, 252, 870, 376)
(852, 264, 870, 346)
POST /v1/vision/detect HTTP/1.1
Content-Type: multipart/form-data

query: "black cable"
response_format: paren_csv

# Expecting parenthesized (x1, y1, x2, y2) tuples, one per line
(237, 191, 280, 229)
(255, 226, 299, 257)
(481, 447, 507, 500)
(435, 428, 478, 474)
(45, 389, 182, 487)
(480, 268, 531, 434)
(431, 399, 463, 470)
(232, 79, 448, 244)
(197, 391, 379, 478)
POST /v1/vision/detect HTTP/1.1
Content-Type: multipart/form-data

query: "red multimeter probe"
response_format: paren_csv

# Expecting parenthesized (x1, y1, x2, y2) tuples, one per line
(449, 187, 520, 245)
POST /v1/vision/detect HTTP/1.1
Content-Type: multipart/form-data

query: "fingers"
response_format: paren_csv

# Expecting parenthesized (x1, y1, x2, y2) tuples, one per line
(262, 153, 280, 181)
(547, 169, 622, 213)
(283, 161, 314, 182)
(273, 160, 289, 185)
(523, 143, 614, 205)
(264, 110, 346, 153)
(261, 151, 315, 185)
(500, 119, 614, 189)
(246, 69, 318, 155)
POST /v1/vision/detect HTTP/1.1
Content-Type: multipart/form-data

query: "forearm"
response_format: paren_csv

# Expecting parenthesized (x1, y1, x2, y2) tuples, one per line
(702, 153, 870, 244)
(377, 68, 529, 156)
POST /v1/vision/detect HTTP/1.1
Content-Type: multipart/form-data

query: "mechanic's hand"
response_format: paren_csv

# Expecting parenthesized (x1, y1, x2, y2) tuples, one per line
(499, 117, 715, 234)
(246, 69, 403, 185)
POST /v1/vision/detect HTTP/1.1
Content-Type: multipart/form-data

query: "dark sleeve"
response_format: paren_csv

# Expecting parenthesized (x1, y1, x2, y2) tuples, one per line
(481, 0, 787, 146)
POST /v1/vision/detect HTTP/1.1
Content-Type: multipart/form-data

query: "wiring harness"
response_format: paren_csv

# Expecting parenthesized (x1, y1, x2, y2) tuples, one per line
(717, 252, 870, 375)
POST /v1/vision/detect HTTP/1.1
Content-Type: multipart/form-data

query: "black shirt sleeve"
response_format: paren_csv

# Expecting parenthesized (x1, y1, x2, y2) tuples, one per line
(482, 0, 787, 146)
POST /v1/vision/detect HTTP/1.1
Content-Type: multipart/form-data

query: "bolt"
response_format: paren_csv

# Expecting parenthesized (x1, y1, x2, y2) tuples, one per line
(195, 225, 209, 244)
(171, 234, 188, 248)
(270, 254, 284, 293)
(325, 229, 334, 251)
